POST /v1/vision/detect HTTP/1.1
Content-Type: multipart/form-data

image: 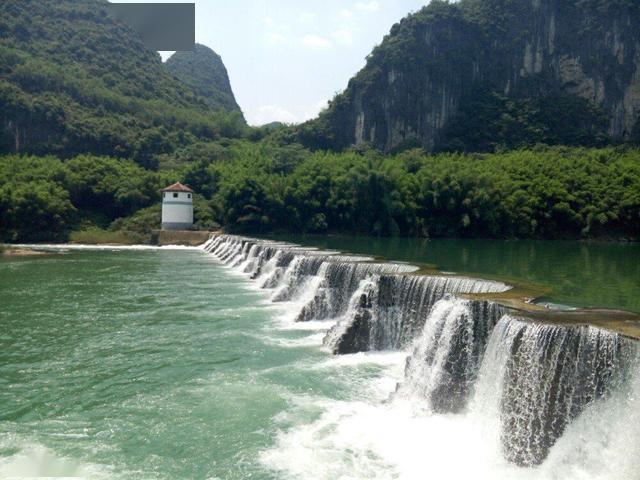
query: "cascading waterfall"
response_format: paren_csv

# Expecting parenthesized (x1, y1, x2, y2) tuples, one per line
(394, 302, 637, 465)
(295, 261, 418, 323)
(394, 296, 507, 413)
(269, 254, 333, 302)
(321, 275, 381, 353)
(253, 250, 282, 285)
(325, 274, 508, 354)
(473, 316, 637, 467)
(207, 236, 506, 341)
(257, 250, 299, 286)
(205, 234, 640, 471)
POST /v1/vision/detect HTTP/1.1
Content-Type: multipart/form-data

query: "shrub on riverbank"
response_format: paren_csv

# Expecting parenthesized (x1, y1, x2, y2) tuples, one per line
(69, 227, 146, 245)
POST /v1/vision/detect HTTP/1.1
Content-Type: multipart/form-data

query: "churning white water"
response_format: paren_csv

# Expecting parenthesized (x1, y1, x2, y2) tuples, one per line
(205, 235, 640, 480)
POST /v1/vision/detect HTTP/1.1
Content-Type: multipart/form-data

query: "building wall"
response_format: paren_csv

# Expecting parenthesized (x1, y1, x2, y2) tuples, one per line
(161, 191, 193, 230)
(152, 230, 214, 246)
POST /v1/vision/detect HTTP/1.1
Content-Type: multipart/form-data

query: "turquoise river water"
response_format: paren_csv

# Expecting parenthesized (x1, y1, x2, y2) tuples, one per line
(0, 240, 638, 479)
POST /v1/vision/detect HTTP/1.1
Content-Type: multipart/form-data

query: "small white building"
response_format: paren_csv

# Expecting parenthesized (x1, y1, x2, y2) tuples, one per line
(161, 182, 194, 230)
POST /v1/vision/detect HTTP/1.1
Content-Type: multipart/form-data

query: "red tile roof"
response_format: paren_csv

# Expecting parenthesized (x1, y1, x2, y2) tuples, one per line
(161, 182, 194, 193)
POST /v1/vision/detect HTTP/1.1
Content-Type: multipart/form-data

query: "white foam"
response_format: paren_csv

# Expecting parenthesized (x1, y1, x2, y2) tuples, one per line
(12, 243, 201, 251)
(273, 316, 338, 331)
(0, 441, 110, 479)
(260, 331, 640, 480)
(312, 351, 408, 370)
(210, 234, 640, 480)
(261, 333, 326, 348)
(261, 381, 640, 480)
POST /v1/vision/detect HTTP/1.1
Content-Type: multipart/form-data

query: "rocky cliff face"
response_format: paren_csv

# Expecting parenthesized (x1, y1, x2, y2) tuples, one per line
(165, 44, 243, 118)
(314, 0, 640, 152)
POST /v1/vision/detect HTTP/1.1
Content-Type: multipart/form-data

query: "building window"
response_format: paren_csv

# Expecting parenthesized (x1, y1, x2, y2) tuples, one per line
(173, 192, 178, 198)
(163, 193, 165, 198)
(188, 193, 191, 199)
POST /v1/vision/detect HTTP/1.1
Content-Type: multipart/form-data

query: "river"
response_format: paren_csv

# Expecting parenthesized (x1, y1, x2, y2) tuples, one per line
(0, 237, 638, 479)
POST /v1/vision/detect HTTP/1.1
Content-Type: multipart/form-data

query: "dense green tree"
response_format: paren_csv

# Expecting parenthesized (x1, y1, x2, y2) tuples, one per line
(0, 180, 75, 242)
(0, 1, 247, 165)
(1, 145, 639, 243)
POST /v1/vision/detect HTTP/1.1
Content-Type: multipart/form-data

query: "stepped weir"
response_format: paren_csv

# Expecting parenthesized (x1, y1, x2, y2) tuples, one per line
(203, 234, 640, 467)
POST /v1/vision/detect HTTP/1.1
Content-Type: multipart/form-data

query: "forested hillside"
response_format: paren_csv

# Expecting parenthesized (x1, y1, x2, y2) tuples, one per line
(298, 0, 640, 152)
(0, 0, 638, 243)
(0, 0, 245, 167)
(165, 44, 244, 118)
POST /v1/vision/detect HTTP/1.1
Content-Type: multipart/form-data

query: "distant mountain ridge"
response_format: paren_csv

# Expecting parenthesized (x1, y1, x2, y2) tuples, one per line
(165, 44, 244, 119)
(302, 0, 640, 152)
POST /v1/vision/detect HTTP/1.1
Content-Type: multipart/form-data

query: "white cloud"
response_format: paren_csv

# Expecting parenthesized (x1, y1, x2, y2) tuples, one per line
(248, 100, 330, 126)
(263, 15, 275, 27)
(356, 1, 380, 12)
(250, 105, 299, 125)
(338, 9, 354, 20)
(301, 34, 332, 49)
(299, 11, 316, 23)
(304, 99, 329, 120)
(266, 32, 286, 45)
(331, 27, 354, 46)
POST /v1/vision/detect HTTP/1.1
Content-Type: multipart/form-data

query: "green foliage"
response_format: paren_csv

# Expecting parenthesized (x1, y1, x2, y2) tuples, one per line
(298, 0, 639, 153)
(0, 0, 246, 164)
(2, 145, 639, 242)
(0, 179, 76, 242)
(109, 204, 160, 238)
(192, 196, 220, 231)
(0, 0, 638, 245)
(65, 155, 160, 218)
(165, 44, 244, 116)
(0, 153, 164, 242)
(437, 88, 610, 152)
(69, 227, 143, 244)
(169, 143, 640, 240)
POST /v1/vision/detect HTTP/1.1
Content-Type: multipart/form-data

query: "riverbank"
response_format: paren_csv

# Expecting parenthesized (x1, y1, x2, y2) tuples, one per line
(2, 236, 638, 478)
(6, 233, 640, 334)
(0, 246, 49, 257)
(0, 228, 219, 248)
(3, 147, 640, 246)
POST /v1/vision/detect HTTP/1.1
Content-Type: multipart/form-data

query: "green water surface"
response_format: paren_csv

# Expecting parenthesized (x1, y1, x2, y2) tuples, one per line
(264, 236, 640, 313)
(1, 239, 639, 479)
(0, 249, 392, 479)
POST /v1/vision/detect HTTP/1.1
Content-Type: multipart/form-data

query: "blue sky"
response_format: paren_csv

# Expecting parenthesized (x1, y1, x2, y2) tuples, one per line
(116, 1, 429, 125)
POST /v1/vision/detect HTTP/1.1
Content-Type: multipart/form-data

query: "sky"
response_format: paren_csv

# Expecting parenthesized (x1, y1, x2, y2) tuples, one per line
(114, 1, 429, 125)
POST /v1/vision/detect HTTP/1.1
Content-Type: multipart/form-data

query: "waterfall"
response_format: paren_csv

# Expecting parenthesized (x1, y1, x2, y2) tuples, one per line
(270, 254, 333, 302)
(322, 276, 380, 353)
(394, 306, 638, 466)
(206, 234, 640, 470)
(295, 261, 418, 323)
(207, 235, 507, 344)
(207, 236, 399, 322)
(325, 274, 509, 354)
(472, 316, 637, 467)
(394, 296, 507, 413)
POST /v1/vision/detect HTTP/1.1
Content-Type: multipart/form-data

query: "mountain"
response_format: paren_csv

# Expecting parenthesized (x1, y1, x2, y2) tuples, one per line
(301, 0, 640, 152)
(165, 44, 244, 118)
(0, 0, 244, 167)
